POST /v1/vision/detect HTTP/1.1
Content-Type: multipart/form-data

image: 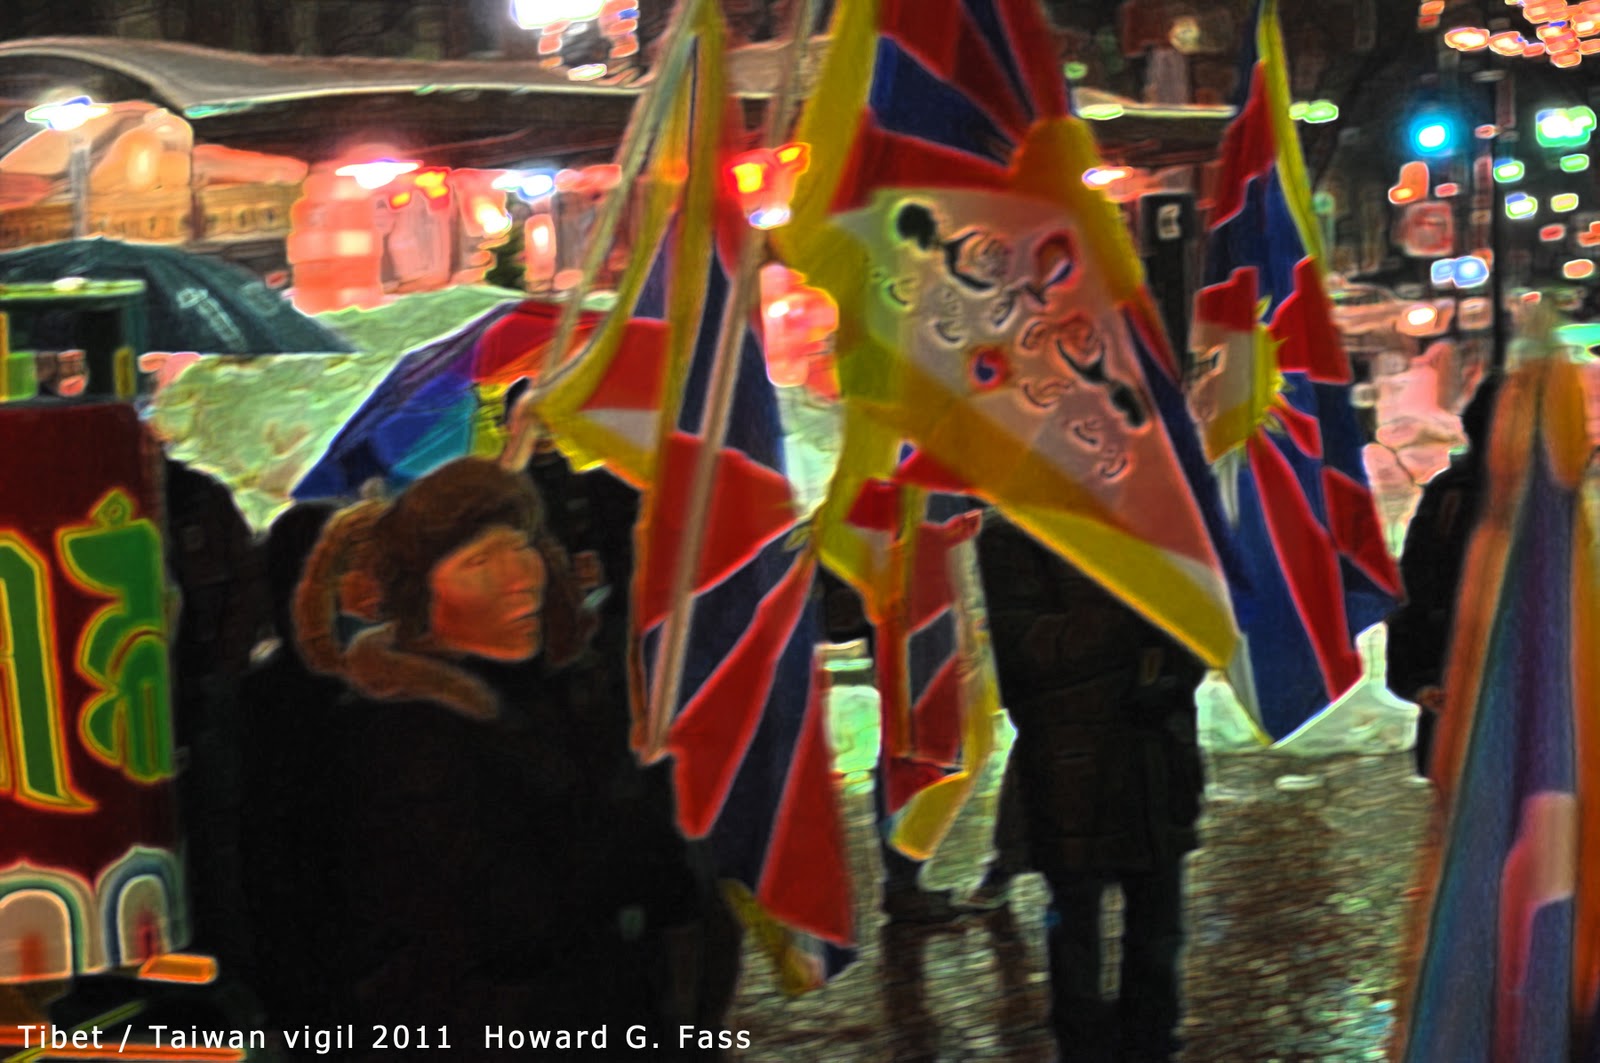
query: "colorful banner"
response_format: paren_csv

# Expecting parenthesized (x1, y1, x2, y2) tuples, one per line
(0, 403, 184, 983)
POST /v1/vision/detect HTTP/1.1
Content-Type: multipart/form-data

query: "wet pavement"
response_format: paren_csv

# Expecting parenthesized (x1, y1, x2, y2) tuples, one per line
(728, 737, 1437, 1063)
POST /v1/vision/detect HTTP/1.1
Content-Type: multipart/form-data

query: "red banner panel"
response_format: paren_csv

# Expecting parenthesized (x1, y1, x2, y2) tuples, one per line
(0, 402, 183, 983)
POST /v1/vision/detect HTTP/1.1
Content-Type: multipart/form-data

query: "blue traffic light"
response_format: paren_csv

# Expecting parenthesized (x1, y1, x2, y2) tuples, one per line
(1409, 111, 1460, 157)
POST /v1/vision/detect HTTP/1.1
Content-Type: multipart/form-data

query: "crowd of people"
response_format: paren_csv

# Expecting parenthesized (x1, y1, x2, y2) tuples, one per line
(158, 368, 1497, 1063)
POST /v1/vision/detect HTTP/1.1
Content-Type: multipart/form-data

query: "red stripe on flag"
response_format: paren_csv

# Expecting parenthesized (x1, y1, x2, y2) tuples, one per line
(636, 432, 798, 630)
(832, 120, 1013, 214)
(668, 553, 816, 838)
(896, 449, 973, 495)
(911, 655, 964, 766)
(845, 478, 902, 533)
(474, 301, 670, 408)
(1195, 267, 1261, 333)
(1268, 399, 1323, 459)
(996, 0, 1067, 116)
(1269, 259, 1351, 384)
(581, 322, 670, 411)
(1247, 433, 1364, 701)
(907, 514, 979, 628)
(908, 535, 956, 630)
(880, 0, 1033, 137)
(1322, 467, 1402, 594)
(1208, 66, 1275, 229)
(756, 657, 856, 945)
(885, 753, 951, 815)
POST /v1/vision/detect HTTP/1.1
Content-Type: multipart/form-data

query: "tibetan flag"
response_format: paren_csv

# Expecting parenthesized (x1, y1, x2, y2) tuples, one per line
(1400, 346, 1599, 1063)
(842, 478, 1002, 860)
(632, 235, 854, 982)
(777, 0, 1239, 672)
(511, 10, 855, 982)
(1189, 0, 1399, 739)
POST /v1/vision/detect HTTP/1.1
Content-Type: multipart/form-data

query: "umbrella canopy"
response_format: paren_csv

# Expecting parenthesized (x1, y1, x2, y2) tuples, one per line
(0, 238, 352, 355)
(293, 302, 523, 500)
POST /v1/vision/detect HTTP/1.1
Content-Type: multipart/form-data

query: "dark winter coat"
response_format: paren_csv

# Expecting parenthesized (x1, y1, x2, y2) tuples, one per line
(976, 516, 1206, 877)
(332, 653, 700, 1049)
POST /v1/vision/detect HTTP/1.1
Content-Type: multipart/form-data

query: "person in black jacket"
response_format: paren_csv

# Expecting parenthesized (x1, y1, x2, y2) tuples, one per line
(977, 514, 1205, 1063)
(163, 458, 267, 978)
(297, 459, 705, 1058)
(1386, 375, 1500, 776)
(235, 502, 348, 1044)
(507, 382, 744, 1024)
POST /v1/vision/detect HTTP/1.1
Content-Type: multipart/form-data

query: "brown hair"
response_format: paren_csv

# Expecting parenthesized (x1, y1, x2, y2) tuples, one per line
(373, 458, 593, 667)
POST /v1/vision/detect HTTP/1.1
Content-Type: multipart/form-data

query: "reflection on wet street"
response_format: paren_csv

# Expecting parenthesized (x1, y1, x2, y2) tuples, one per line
(728, 744, 1435, 1062)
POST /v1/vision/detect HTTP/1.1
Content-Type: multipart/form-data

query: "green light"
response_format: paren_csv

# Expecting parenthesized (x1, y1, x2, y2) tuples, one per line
(1079, 103, 1124, 121)
(1552, 193, 1579, 212)
(1505, 192, 1538, 220)
(1289, 101, 1308, 119)
(1303, 100, 1339, 124)
(1561, 153, 1591, 173)
(1535, 106, 1596, 149)
(1312, 191, 1335, 215)
(1064, 61, 1088, 81)
(1493, 159, 1525, 183)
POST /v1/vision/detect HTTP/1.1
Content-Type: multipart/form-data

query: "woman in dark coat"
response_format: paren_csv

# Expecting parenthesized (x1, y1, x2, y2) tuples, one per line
(296, 459, 702, 1059)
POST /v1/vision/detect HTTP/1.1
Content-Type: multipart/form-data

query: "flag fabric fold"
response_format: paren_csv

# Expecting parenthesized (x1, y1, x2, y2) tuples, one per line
(1189, 0, 1399, 740)
(1401, 346, 1599, 1063)
(517, 8, 856, 984)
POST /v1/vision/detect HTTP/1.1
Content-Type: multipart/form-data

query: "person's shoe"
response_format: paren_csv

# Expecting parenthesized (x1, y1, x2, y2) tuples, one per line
(963, 870, 1014, 912)
(881, 886, 967, 925)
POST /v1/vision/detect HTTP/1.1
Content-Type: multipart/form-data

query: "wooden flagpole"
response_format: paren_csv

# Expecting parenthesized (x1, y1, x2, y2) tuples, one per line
(643, 0, 822, 758)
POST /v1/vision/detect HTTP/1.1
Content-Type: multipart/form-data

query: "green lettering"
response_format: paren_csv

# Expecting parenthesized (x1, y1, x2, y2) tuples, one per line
(57, 491, 175, 783)
(0, 533, 90, 809)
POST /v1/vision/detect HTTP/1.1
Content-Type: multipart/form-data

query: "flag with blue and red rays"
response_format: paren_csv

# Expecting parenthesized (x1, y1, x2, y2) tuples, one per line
(629, 233, 856, 985)
(506, 10, 855, 984)
(1400, 344, 1600, 1063)
(776, 0, 1243, 688)
(1188, 0, 1400, 740)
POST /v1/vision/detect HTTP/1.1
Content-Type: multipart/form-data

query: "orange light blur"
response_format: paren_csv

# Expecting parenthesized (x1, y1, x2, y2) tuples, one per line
(1444, 27, 1490, 50)
(1523, 0, 1569, 21)
(1436, 182, 1460, 197)
(1541, 224, 1568, 241)
(138, 952, 218, 984)
(1490, 31, 1527, 55)
(1388, 161, 1429, 205)
(1564, 258, 1597, 279)
(1552, 50, 1583, 65)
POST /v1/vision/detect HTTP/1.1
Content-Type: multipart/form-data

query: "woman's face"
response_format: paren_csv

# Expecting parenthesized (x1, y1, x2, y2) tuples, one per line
(428, 524, 547, 661)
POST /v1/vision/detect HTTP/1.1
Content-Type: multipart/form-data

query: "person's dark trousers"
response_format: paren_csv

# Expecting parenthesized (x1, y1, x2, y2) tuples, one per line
(989, 754, 1031, 877)
(1042, 860, 1186, 1063)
